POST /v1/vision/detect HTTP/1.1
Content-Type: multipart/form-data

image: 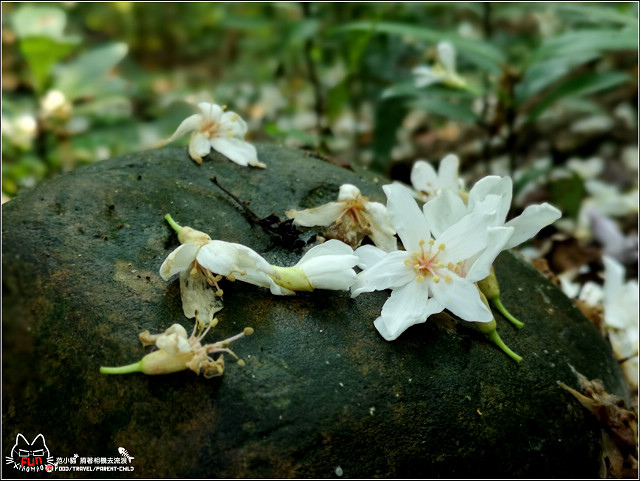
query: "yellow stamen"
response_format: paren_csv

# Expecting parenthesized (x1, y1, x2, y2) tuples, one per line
(404, 258, 411, 266)
(445, 275, 453, 283)
(419, 239, 426, 246)
(438, 243, 446, 251)
(416, 275, 425, 282)
(428, 239, 435, 245)
(432, 276, 440, 283)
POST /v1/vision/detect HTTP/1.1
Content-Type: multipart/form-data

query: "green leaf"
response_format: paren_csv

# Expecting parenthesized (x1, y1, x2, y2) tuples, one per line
(548, 173, 586, 219)
(526, 71, 631, 122)
(18, 36, 77, 94)
(371, 99, 408, 173)
(526, 28, 638, 67)
(516, 53, 600, 103)
(53, 43, 128, 100)
(335, 21, 505, 73)
(553, 4, 638, 27)
(409, 97, 478, 123)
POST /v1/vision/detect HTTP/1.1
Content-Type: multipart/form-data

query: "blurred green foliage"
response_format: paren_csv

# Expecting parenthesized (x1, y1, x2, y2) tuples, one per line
(2, 2, 637, 203)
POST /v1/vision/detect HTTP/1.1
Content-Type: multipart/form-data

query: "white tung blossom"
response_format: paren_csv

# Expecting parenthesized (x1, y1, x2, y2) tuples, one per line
(351, 183, 512, 341)
(412, 41, 468, 90)
(424, 175, 562, 252)
(164, 102, 265, 168)
(286, 184, 397, 252)
(271, 239, 359, 292)
(101, 323, 254, 378)
(159, 222, 291, 328)
(409, 153, 464, 202)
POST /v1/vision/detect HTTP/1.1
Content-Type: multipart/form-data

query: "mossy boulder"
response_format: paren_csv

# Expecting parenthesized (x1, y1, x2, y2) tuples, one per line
(2, 145, 630, 478)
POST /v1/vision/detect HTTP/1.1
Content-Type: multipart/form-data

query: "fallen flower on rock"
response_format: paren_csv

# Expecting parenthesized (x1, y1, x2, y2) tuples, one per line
(100, 322, 254, 378)
(286, 183, 396, 251)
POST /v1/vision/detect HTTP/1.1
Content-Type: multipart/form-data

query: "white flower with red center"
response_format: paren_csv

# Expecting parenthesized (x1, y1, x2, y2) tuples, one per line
(163, 102, 265, 167)
(351, 183, 511, 341)
(286, 184, 396, 251)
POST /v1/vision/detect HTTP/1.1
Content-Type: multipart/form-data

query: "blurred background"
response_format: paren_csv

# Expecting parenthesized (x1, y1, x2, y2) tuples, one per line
(1, 0, 638, 410)
(2, 5, 638, 293)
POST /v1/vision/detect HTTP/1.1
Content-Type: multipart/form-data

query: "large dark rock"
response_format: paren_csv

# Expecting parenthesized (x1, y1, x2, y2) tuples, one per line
(2, 145, 630, 478)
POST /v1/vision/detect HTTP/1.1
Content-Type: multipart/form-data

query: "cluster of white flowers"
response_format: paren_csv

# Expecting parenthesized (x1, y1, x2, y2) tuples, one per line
(279, 154, 562, 361)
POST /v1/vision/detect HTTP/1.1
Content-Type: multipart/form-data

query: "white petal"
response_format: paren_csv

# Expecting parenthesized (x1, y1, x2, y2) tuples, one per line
(220, 110, 248, 137)
(468, 176, 512, 223)
(374, 281, 443, 340)
(603, 256, 638, 331)
(362, 201, 397, 252)
(437, 41, 456, 73)
(466, 226, 514, 282)
(429, 274, 493, 322)
(350, 250, 415, 297)
(163, 323, 189, 338)
(435, 212, 493, 265)
(159, 243, 200, 280)
(410, 160, 438, 193)
(412, 66, 439, 88)
(297, 239, 355, 264)
(195, 240, 239, 276)
(422, 189, 467, 239)
(286, 202, 345, 227)
(190, 132, 212, 159)
(179, 268, 223, 326)
(165, 114, 203, 143)
(296, 240, 358, 290)
(383, 183, 431, 251)
(504, 203, 562, 250)
(337, 184, 361, 201)
(302, 257, 358, 290)
(210, 137, 259, 167)
(437, 153, 460, 190)
(355, 244, 388, 270)
(198, 102, 223, 122)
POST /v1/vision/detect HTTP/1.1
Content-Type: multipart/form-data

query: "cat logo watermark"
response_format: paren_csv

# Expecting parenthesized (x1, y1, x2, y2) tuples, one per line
(5, 434, 135, 473)
(5, 433, 55, 472)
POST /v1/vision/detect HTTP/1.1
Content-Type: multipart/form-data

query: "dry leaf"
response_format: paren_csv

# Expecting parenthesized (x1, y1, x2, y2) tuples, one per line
(558, 364, 638, 478)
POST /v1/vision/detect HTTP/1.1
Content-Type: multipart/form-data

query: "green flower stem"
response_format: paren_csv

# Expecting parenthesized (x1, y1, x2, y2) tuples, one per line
(477, 290, 522, 363)
(164, 213, 182, 234)
(100, 361, 143, 375)
(477, 267, 524, 329)
(484, 327, 523, 363)
(492, 297, 525, 329)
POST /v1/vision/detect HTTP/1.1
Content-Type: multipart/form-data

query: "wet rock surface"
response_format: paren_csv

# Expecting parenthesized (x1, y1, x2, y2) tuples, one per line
(2, 145, 630, 478)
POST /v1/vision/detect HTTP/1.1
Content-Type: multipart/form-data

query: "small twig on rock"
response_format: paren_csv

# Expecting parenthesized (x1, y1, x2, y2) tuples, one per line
(210, 177, 310, 250)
